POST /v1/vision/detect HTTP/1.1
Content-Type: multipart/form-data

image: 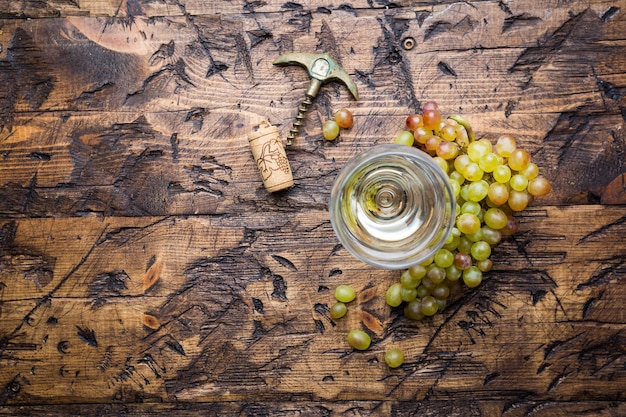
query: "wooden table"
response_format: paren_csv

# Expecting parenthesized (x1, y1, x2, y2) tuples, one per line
(1, 1, 625, 415)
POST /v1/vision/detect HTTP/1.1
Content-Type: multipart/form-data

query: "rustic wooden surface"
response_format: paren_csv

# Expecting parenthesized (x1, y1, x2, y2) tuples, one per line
(1, 0, 625, 415)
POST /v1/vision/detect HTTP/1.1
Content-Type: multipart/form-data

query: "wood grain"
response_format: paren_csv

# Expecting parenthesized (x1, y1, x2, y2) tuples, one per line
(0, 0, 625, 415)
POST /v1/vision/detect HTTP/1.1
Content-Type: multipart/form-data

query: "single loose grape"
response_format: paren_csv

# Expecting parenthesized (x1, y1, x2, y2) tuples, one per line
(335, 285, 356, 303)
(334, 108, 354, 129)
(322, 120, 340, 140)
(527, 176, 551, 197)
(394, 130, 415, 146)
(347, 329, 371, 350)
(330, 302, 347, 319)
(385, 348, 405, 368)
(385, 282, 403, 307)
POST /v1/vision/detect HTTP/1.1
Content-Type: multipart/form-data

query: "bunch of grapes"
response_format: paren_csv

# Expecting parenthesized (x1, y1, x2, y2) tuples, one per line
(387, 101, 551, 320)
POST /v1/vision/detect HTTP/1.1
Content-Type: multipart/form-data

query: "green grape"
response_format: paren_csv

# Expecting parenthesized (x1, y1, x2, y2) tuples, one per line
(479, 153, 499, 172)
(495, 134, 516, 157)
(460, 184, 470, 201)
(449, 170, 465, 185)
(420, 296, 439, 316)
(408, 264, 428, 280)
(456, 213, 481, 235)
(465, 228, 484, 243)
(520, 162, 539, 180)
(404, 299, 425, 320)
(450, 180, 461, 197)
(385, 282, 403, 307)
(454, 154, 471, 173)
(445, 264, 462, 281)
(335, 285, 356, 303)
(487, 182, 509, 206)
(432, 283, 450, 300)
(436, 141, 459, 160)
(528, 176, 551, 197)
(510, 174, 529, 191)
(433, 156, 449, 173)
(467, 141, 489, 162)
(385, 348, 405, 368)
(330, 302, 347, 319)
(461, 201, 481, 216)
(463, 162, 484, 182)
(322, 120, 340, 140)
(462, 266, 483, 288)
(508, 148, 531, 171)
(483, 207, 508, 229)
(401, 269, 421, 289)
(416, 284, 431, 299)
(467, 180, 489, 202)
(440, 124, 457, 141)
(493, 165, 512, 183)
(481, 226, 503, 246)
(347, 329, 371, 350)
(508, 189, 530, 211)
(421, 276, 437, 291)
(394, 130, 415, 146)
(477, 259, 493, 272)
(436, 298, 447, 311)
(471, 241, 491, 261)
(426, 264, 446, 284)
(443, 234, 460, 251)
(401, 286, 418, 302)
(457, 236, 474, 254)
(434, 248, 454, 268)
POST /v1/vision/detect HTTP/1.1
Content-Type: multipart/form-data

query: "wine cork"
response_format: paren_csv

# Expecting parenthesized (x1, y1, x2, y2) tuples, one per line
(248, 121, 294, 192)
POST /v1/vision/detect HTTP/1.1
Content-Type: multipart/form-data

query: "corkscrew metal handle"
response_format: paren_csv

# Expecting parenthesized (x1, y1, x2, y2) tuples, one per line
(273, 52, 359, 145)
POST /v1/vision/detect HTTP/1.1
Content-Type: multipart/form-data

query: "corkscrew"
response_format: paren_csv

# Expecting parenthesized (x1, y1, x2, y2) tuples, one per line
(273, 52, 359, 145)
